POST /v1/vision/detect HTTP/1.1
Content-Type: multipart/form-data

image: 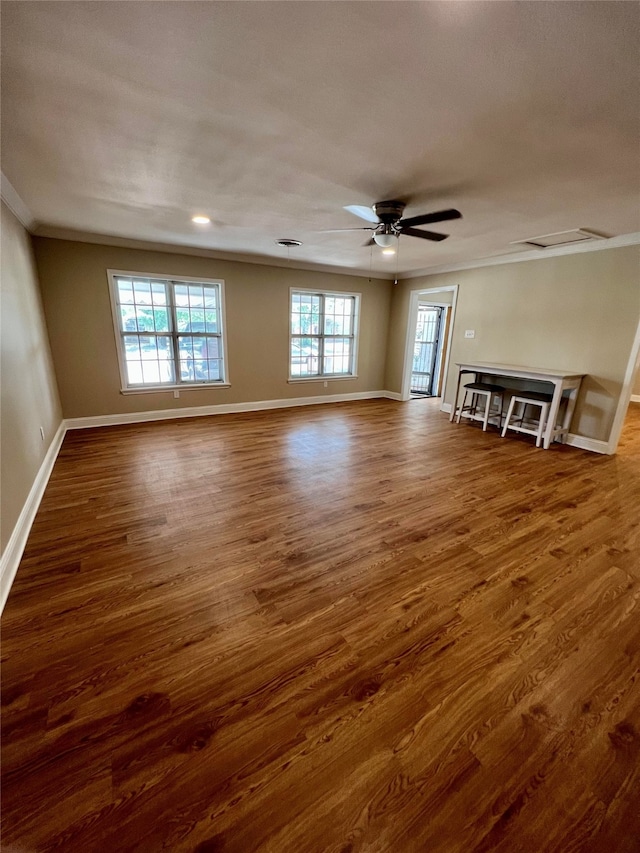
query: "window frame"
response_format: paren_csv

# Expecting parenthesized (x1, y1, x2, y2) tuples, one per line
(107, 269, 230, 393)
(288, 287, 360, 382)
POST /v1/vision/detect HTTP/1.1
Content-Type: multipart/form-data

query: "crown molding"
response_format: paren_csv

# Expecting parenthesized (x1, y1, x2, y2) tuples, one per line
(25, 215, 640, 282)
(402, 231, 640, 279)
(0, 173, 37, 231)
(31, 225, 397, 281)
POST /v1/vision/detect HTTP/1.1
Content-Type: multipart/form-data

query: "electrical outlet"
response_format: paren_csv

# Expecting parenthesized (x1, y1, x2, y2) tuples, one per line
(464, 329, 475, 339)
(323, 381, 328, 388)
(174, 390, 180, 399)
(39, 426, 45, 441)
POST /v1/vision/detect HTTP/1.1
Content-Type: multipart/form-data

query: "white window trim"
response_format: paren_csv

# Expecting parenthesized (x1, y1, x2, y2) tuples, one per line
(107, 269, 230, 393)
(288, 287, 360, 382)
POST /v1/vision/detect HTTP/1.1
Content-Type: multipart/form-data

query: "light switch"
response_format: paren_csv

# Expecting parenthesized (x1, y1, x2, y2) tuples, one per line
(464, 329, 475, 339)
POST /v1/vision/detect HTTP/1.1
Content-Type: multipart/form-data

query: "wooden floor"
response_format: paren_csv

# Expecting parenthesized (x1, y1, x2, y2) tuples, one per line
(2, 399, 640, 852)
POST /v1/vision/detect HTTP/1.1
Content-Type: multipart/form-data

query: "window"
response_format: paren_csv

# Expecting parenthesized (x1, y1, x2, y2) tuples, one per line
(108, 271, 227, 390)
(290, 289, 359, 379)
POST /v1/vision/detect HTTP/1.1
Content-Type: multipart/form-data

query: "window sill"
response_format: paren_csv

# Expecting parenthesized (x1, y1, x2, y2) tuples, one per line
(120, 383, 231, 395)
(288, 375, 358, 384)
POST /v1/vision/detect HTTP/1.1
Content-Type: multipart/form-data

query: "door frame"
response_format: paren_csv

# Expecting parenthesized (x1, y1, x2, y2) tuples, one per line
(606, 310, 640, 453)
(400, 285, 459, 405)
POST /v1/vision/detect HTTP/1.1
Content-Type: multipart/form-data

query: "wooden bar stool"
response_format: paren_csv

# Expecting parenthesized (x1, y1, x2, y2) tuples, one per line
(501, 391, 553, 448)
(455, 382, 506, 431)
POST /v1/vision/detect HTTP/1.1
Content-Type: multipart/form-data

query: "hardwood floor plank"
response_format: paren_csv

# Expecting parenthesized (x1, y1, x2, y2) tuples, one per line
(2, 399, 639, 851)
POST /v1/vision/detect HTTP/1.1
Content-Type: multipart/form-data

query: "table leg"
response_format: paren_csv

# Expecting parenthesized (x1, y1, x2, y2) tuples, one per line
(543, 381, 564, 449)
(558, 381, 581, 442)
(450, 368, 464, 422)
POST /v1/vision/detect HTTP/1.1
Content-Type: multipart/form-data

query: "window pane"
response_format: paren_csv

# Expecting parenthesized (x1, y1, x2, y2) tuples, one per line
(205, 360, 222, 381)
(135, 306, 156, 332)
(123, 335, 142, 360)
(291, 293, 321, 336)
(188, 309, 206, 332)
(141, 361, 163, 384)
(187, 286, 205, 308)
(176, 307, 191, 332)
(178, 337, 195, 380)
(151, 282, 168, 305)
(153, 308, 169, 332)
(123, 335, 174, 385)
(117, 279, 134, 304)
(291, 336, 319, 376)
(174, 284, 190, 307)
(205, 310, 218, 333)
(139, 335, 158, 360)
(291, 311, 302, 336)
(120, 306, 137, 331)
(133, 279, 152, 304)
(178, 336, 222, 382)
(203, 288, 218, 309)
(324, 296, 353, 336)
(324, 338, 352, 375)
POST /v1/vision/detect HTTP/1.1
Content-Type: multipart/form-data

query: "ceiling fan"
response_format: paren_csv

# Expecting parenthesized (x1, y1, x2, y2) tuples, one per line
(328, 200, 462, 247)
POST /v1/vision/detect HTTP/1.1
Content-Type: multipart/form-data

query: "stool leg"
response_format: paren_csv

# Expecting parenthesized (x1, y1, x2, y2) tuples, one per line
(498, 393, 505, 430)
(482, 392, 491, 431)
(456, 390, 468, 423)
(501, 396, 517, 437)
(518, 402, 527, 427)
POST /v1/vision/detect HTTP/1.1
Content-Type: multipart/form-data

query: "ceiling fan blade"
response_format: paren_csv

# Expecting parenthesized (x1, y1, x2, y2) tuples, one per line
(344, 204, 380, 223)
(320, 227, 376, 233)
(363, 237, 376, 247)
(399, 208, 462, 228)
(401, 226, 449, 242)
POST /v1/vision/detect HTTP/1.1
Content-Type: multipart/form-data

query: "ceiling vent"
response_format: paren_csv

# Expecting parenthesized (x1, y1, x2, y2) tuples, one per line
(511, 228, 607, 249)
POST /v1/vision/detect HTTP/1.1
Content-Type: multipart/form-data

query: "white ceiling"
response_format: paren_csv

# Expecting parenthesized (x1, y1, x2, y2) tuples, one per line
(2, 1, 639, 277)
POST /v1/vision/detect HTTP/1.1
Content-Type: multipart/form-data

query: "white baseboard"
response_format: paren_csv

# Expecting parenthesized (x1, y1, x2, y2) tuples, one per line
(564, 433, 610, 454)
(1, 421, 66, 615)
(440, 402, 453, 414)
(630, 394, 640, 403)
(65, 390, 398, 430)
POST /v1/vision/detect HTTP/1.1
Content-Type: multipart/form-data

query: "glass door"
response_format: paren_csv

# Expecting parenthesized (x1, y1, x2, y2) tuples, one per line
(411, 305, 444, 395)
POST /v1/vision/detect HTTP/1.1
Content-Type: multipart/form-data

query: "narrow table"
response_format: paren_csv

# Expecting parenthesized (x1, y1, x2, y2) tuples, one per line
(451, 361, 585, 450)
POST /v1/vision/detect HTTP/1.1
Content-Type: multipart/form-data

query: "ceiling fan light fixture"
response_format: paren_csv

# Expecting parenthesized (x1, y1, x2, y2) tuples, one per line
(373, 232, 396, 248)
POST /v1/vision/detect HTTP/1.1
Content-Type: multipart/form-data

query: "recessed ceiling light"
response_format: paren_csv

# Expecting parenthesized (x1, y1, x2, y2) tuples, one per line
(382, 248, 396, 256)
(191, 215, 210, 225)
(275, 239, 303, 248)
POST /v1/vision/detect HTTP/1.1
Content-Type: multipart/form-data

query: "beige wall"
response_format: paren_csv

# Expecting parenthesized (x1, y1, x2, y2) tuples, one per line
(32, 238, 392, 419)
(386, 245, 640, 442)
(1, 202, 63, 554)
